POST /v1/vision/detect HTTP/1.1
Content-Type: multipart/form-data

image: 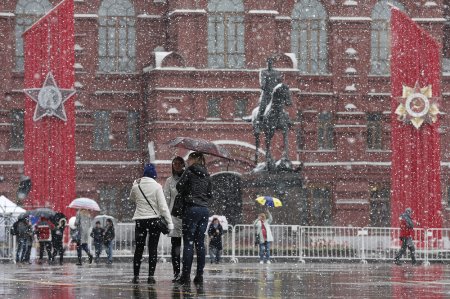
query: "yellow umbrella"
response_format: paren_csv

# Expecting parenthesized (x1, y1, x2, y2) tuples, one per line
(255, 196, 282, 208)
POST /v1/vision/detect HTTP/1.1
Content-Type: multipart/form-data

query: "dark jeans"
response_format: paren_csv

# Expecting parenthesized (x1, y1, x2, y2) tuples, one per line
(395, 237, 416, 263)
(133, 218, 161, 277)
(39, 241, 52, 260)
(181, 206, 209, 278)
(52, 239, 64, 263)
(209, 246, 221, 263)
(94, 242, 103, 261)
(16, 237, 27, 262)
(76, 242, 91, 260)
(24, 239, 32, 262)
(104, 240, 113, 263)
(171, 237, 182, 276)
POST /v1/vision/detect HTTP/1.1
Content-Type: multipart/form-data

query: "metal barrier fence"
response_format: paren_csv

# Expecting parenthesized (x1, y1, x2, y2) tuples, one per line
(1, 223, 449, 264)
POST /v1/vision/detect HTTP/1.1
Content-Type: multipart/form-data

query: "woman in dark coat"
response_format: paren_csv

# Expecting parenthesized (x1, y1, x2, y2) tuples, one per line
(208, 218, 223, 264)
(175, 152, 212, 284)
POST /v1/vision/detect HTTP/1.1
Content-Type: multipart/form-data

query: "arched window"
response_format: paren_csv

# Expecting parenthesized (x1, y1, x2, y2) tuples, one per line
(98, 0, 135, 73)
(370, 0, 405, 75)
(207, 0, 245, 69)
(15, 0, 52, 71)
(292, 0, 328, 74)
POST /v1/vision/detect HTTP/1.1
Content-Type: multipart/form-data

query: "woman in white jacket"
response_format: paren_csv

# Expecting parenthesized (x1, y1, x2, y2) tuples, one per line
(129, 163, 174, 284)
(253, 208, 273, 264)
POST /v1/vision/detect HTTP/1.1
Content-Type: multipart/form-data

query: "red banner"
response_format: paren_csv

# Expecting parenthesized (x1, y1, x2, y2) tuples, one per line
(23, 0, 76, 217)
(390, 8, 442, 229)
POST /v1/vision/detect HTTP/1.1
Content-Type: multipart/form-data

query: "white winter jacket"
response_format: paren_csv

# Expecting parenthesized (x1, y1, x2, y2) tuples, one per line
(129, 177, 174, 230)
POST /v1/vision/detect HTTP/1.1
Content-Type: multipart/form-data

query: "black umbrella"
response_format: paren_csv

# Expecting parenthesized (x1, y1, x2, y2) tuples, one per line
(166, 137, 232, 160)
(18, 208, 56, 220)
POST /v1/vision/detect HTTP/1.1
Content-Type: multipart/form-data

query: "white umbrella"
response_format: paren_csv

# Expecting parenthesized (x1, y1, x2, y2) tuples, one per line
(68, 197, 100, 211)
(93, 214, 114, 226)
(208, 215, 228, 231)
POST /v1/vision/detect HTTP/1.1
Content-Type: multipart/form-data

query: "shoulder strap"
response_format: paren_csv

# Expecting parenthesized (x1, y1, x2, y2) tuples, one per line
(138, 184, 159, 215)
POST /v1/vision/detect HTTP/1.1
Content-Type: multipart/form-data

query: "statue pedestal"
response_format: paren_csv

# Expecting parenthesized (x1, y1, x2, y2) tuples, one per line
(241, 171, 303, 225)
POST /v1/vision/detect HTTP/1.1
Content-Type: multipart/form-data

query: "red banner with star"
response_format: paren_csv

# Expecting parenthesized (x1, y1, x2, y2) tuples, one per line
(23, 0, 76, 218)
(391, 8, 442, 230)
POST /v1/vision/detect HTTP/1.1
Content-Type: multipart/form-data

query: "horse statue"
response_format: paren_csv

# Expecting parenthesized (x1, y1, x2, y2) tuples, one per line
(246, 58, 293, 171)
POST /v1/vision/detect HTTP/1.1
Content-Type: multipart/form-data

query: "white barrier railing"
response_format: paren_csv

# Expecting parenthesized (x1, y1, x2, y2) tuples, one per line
(1, 223, 449, 264)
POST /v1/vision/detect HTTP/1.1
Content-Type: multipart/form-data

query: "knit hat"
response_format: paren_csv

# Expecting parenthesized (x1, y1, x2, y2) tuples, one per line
(143, 163, 157, 179)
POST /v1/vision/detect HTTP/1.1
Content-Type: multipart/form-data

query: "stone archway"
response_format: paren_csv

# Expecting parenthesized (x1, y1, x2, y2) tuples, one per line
(210, 172, 242, 226)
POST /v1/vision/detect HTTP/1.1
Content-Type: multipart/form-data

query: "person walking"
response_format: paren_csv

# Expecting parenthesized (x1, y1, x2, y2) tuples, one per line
(175, 152, 212, 284)
(51, 218, 66, 265)
(129, 163, 174, 284)
(253, 208, 274, 264)
(394, 207, 417, 265)
(35, 217, 55, 264)
(75, 209, 94, 266)
(103, 218, 115, 264)
(90, 221, 104, 263)
(208, 218, 223, 264)
(163, 156, 185, 282)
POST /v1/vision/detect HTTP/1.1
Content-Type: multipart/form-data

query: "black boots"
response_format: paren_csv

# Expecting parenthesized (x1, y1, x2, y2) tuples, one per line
(175, 275, 191, 284)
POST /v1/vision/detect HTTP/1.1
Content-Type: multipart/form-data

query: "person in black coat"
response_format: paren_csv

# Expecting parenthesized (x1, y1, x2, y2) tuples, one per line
(175, 152, 212, 284)
(90, 221, 104, 263)
(208, 218, 223, 264)
(103, 219, 115, 264)
(51, 218, 66, 265)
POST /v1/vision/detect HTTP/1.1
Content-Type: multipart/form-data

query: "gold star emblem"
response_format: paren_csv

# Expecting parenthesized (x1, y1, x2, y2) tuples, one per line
(395, 81, 440, 129)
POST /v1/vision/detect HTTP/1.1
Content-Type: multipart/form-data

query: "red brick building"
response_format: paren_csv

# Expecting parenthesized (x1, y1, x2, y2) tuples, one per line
(1, 0, 450, 226)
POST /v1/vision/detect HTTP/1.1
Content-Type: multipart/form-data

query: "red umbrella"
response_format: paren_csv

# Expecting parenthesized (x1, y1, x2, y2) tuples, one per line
(167, 137, 232, 160)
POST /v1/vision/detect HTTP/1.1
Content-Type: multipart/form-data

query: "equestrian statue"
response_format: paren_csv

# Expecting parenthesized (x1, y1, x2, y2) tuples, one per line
(245, 58, 293, 172)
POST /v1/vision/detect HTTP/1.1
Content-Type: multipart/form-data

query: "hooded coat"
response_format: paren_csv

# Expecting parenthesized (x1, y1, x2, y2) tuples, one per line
(399, 209, 414, 238)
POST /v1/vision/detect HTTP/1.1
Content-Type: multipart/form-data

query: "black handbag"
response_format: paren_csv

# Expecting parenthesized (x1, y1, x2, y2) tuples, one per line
(138, 184, 170, 235)
(171, 193, 185, 218)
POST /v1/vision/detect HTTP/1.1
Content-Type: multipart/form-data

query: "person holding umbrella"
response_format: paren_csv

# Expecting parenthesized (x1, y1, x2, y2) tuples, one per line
(253, 207, 274, 264)
(75, 209, 94, 265)
(163, 156, 186, 281)
(35, 216, 55, 264)
(175, 152, 212, 284)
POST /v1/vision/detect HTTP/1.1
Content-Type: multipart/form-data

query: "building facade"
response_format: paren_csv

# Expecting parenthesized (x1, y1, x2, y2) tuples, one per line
(1, 0, 450, 226)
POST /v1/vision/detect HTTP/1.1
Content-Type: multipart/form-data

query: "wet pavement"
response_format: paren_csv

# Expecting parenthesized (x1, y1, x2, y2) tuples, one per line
(1, 260, 450, 298)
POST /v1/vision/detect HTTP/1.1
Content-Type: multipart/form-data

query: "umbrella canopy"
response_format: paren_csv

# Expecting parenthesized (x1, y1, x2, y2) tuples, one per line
(167, 137, 232, 160)
(68, 197, 101, 211)
(18, 208, 56, 224)
(208, 215, 229, 231)
(19, 208, 56, 219)
(255, 196, 283, 208)
(93, 214, 114, 226)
